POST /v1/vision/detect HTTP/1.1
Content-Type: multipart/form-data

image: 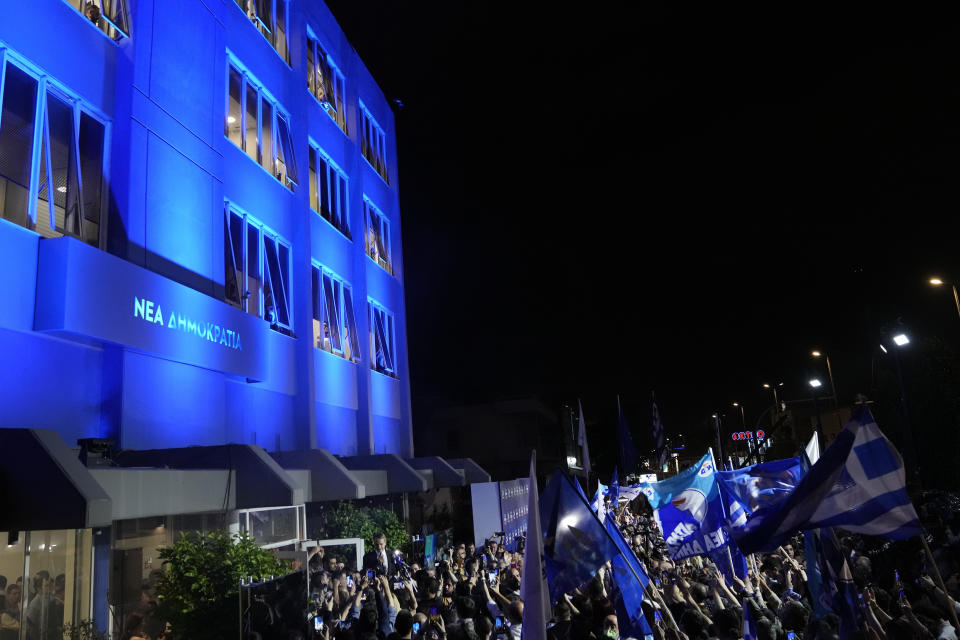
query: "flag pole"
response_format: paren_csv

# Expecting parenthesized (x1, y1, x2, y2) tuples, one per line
(920, 530, 960, 632)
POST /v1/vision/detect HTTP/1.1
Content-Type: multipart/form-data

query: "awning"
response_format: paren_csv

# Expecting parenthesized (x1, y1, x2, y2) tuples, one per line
(271, 449, 365, 501)
(89, 468, 236, 520)
(338, 454, 428, 493)
(405, 456, 465, 487)
(0, 429, 112, 530)
(114, 444, 303, 508)
(446, 458, 491, 483)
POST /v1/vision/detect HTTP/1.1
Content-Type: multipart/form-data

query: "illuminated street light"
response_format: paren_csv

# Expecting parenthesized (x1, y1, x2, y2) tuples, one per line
(879, 344, 888, 354)
(811, 349, 838, 407)
(893, 333, 910, 347)
(809, 378, 822, 388)
(927, 277, 960, 322)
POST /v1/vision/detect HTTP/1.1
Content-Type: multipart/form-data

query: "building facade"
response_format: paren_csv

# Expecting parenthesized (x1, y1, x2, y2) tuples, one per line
(0, 0, 412, 457)
(0, 1, 489, 637)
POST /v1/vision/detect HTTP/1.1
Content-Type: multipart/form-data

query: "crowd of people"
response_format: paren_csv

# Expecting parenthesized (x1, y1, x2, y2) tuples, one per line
(293, 491, 960, 640)
(0, 572, 66, 640)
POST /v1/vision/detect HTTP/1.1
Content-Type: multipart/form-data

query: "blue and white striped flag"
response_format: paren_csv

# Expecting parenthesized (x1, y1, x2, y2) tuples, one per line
(733, 406, 921, 554)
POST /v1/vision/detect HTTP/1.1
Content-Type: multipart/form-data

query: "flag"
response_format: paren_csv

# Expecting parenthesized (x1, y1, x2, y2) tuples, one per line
(539, 471, 621, 602)
(732, 406, 922, 554)
(604, 517, 653, 638)
(609, 467, 620, 505)
(591, 482, 607, 522)
(651, 392, 667, 470)
(617, 396, 637, 473)
(742, 598, 758, 640)
(808, 527, 863, 638)
(709, 544, 748, 583)
(715, 457, 805, 529)
(806, 431, 821, 464)
(520, 451, 548, 640)
(638, 453, 730, 560)
(577, 400, 592, 479)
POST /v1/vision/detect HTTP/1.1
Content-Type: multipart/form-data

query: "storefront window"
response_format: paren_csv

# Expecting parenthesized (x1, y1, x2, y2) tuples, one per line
(0, 529, 93, 640)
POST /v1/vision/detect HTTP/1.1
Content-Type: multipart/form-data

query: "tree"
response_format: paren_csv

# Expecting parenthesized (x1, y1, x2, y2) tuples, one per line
(153, 531, 288, 640)
(318, 502, 408, 553)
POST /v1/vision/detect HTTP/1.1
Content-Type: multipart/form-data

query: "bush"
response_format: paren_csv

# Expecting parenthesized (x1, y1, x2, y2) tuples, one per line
(153, 531, 289, 640)
(320, 502, 408, 552)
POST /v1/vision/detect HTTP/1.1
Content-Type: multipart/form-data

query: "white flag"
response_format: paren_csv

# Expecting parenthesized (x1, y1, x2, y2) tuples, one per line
(805, 431, 820, 464)
(577, 400, 591, 479)
(520, 451, 548, 640)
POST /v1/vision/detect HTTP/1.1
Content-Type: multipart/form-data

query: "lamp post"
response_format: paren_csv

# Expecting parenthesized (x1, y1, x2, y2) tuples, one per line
(762, 382, 783, 416)
(883, 331, 921, 487)
(811, 350, 838, 407)
(711, 413, 723, 464)
(929, 277, 960, 322)
(809, 378, 824, 433)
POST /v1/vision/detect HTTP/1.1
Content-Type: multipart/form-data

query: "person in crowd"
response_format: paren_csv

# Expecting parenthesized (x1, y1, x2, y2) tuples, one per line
(363, 533, 397, 577)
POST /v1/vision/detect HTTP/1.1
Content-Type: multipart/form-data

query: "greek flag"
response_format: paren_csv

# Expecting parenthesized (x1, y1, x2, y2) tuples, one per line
(733, 406, 921, 554)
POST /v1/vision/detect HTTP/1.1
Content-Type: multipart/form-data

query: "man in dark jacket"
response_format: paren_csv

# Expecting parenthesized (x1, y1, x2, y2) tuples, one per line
(363, 533, 397, 577)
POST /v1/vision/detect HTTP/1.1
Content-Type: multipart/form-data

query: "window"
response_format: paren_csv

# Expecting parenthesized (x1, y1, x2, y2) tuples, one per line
(226, 63, 298, 190)
(368, 300, 396, 377)
(311, 264, 360, 362)
(65, 0, 131, 41)
(363, 198, 392, 274)
(0, 53, 106, 247)
(308, 145, 350, 239)
(233, 0, 289, 64)
(224, 205, 293, 334)
(359, 104, 388, 183)
(306, 33, 347, 133)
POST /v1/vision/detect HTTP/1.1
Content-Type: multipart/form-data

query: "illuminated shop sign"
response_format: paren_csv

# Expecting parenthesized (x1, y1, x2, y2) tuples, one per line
(36, 237, 267, 380)
(731, 430, 765, 441)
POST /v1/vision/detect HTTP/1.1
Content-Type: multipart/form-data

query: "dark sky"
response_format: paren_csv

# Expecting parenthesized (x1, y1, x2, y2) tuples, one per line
(325, 2, 960, 449)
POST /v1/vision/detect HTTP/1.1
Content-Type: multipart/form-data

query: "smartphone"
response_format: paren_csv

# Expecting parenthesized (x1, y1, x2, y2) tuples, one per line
(413, 623, 421, 634)
(495, 617, 504, 630)
(429, 606, 439, 616)
(654, 578, 661, 587)
(314, 617, 323, 632)
(367, 569, 376, 579)
(346, 575, 354, 588)
(787, 633, 795, 640)
(394, 580, 405, 590)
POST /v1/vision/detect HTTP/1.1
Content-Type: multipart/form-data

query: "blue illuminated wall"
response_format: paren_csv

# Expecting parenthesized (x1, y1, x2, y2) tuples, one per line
(0, 0, 413, 457)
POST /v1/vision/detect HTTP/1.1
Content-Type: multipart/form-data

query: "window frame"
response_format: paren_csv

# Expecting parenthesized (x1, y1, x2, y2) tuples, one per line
(224, 202, 294, 334)
(305, 29, 348, 135)
(232, 0, 290, 65)
(63, 0, 132, 42)
(0, 49, 109, 248)
(308, 142, 351, 240)
(358, 102, 389, 184)
(362, 197, 392, 275)
(368, 299, 397, 377)
(311, 262, 360, 363)
(225, 59, 298, 191)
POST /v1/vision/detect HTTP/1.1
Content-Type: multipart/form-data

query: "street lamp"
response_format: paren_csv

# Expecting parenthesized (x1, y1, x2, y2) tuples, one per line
(808, 378, 823, 433)
(881, 329, 920, 487)
(762, 382, 783, 414)
(711, 413, 723, 463)
(928, 277, 960, 322)
(811, 350, 838, 407)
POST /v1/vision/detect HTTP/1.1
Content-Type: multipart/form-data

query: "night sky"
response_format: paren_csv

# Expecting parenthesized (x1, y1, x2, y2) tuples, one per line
(325, 2, 960, 455)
